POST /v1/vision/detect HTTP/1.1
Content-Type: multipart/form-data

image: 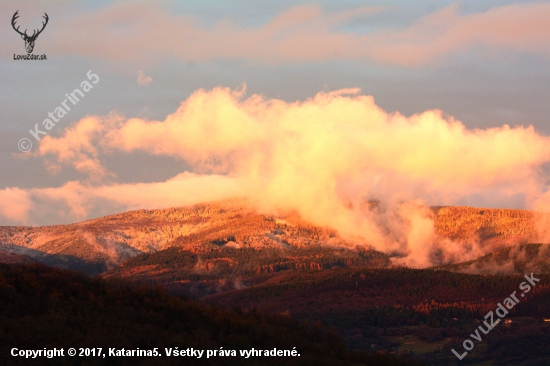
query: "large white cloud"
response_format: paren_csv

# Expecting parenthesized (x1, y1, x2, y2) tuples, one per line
(4, 85, 550, 267)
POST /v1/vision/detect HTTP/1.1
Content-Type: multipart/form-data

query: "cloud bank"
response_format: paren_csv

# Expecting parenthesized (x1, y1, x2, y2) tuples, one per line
(3, 86, 550, 267)
(3, 2, 550, 66)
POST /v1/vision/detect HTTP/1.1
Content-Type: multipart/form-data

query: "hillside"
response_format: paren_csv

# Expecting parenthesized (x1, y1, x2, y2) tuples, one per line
(200, 268, 550, 365)
(103, 245, 390, 297)
(202, 268, 550, 323)
(0, 262, 422, 366)
(0, 200, 347, 274)
(432, 206, 537, 249)
(2, 202, 549, 365)
(436, 243, 550, 275)
(0, 201, 544, 274)
(0, 249, 35, 265)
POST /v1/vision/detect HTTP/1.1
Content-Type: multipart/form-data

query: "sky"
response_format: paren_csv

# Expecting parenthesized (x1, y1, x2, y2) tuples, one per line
(1, 0, 550, 263)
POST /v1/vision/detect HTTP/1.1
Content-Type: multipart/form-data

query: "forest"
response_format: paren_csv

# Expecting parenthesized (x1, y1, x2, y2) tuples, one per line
(0, 262, 422, 366)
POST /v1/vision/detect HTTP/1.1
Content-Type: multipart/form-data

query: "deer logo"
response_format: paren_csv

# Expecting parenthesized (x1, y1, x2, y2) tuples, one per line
(12, 11, 49, 54)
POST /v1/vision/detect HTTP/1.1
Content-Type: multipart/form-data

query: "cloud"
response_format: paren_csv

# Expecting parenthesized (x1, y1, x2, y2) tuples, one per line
(4, 1, 549, 66)
(367, 2, 550, 66)
(529, 190, 550, 244)
(91, 172, 242, 210)
(7, 85, 550, 267)
(137, 70, 153, 86)
(0, 187, 31, 223)
(0, 173, 241, 226)
(34, 116, 113, 181)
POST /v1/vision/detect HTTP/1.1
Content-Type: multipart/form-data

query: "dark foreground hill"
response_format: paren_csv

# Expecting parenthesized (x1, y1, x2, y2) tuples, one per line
(0, 263, 422, 366)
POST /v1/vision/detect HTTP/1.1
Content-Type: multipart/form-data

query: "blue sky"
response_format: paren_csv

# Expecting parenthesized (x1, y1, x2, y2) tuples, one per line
(1, 0, 550, 226)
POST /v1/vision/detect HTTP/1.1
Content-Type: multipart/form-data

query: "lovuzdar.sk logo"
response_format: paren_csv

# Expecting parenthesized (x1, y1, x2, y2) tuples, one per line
(12, 10, 48, 60)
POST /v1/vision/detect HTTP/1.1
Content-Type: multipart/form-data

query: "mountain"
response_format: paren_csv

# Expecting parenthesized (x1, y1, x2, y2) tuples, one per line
(103, 245, 390, 297)
(435, 243, 550, 275)
(0, 201, 542, 275)
(0, 199, 382, 274)
(2, 202, 549, 365)
(0, 249, 35, 264)
(432, 206, 537, 249)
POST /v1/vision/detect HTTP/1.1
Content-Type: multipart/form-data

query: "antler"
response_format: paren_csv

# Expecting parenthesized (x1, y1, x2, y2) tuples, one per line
(11, 11, 49, 39)
(32, 13, 49, 38)
(11, 10, 27, 37)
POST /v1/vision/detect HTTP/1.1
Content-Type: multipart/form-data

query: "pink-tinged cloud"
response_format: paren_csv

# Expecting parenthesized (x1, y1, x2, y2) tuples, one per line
(0, 188, 31, 223)
(0, 173, 242, 226)
(3, 2, 549, 66)
(34, 116, 112, 181)
(8, 85, 550, 267)
(368, 3, 550, 65)
(137, 70, 153, 86)
(91, 172, 243, 210)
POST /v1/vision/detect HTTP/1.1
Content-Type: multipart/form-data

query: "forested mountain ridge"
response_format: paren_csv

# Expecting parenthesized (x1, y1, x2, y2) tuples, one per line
(0, 200, 543, 274)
